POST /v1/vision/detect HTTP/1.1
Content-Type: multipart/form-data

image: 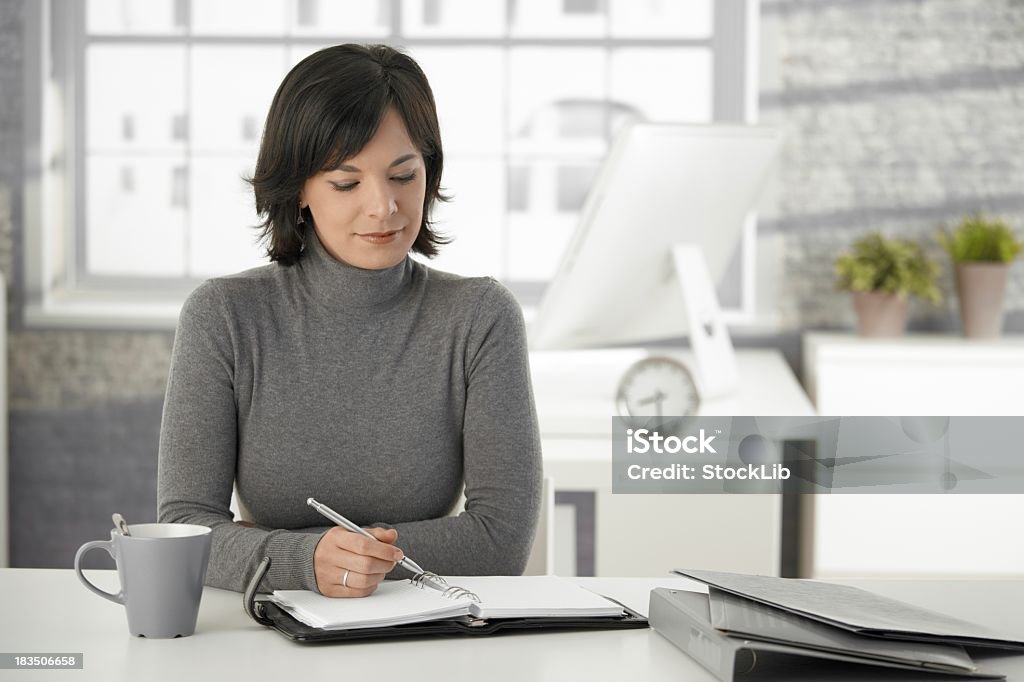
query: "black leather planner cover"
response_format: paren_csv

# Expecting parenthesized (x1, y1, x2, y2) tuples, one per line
(257, 598, 648, 643)
(243, 557, 648, 644)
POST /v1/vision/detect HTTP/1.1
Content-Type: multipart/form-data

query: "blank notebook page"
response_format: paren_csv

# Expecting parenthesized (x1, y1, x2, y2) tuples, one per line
(272, 581, 466, 630)
(452, 576, 624, 618)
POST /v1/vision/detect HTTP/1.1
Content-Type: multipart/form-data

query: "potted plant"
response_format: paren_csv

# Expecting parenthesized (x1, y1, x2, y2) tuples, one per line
(834, 232, 941, 337)
(938, 214, 1022, 338)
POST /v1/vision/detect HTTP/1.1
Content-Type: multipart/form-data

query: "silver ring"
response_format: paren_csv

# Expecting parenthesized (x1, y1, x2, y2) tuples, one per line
(342, 569, 350, 589)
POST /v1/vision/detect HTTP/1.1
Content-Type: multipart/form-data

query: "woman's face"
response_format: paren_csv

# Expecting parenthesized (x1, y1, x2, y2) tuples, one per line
(300, 107, 426, 270)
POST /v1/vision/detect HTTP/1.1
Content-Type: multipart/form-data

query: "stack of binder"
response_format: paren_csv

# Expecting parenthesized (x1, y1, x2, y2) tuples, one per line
(650, 569, 1024, 680)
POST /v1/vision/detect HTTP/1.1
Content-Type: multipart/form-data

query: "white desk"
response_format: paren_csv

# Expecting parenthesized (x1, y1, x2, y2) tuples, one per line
(4, 569, 1021, 681)
(531, 349, 815, 577)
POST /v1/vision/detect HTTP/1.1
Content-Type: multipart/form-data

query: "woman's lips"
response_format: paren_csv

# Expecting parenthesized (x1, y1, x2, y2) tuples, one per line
(357, 227, 404, 244)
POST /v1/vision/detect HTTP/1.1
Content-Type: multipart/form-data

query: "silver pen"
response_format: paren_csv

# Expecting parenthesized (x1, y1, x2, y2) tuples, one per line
(306, 497, 480, 602)
(306, 497, 430, 576)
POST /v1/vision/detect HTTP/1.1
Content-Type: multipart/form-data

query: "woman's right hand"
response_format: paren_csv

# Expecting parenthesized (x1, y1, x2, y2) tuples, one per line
(313, 526, 404, 598)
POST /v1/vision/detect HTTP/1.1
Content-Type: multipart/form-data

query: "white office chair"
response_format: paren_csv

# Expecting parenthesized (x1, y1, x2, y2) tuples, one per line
(230, 477, 556, 576)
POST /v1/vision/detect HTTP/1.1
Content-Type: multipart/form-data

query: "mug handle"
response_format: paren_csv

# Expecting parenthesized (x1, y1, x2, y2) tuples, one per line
(74, 540, 124, 605)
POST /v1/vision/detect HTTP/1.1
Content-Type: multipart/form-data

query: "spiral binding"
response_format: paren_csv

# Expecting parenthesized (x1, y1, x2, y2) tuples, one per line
(410, 571, 481, 603)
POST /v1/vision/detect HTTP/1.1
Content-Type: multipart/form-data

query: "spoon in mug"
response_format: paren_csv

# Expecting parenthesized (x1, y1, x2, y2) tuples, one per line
(112, 513, 131, 537)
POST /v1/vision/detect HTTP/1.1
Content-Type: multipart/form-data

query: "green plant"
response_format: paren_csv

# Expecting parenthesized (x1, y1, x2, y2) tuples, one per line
(938, 214, 1023, 264)
(834, 232, 941, 303)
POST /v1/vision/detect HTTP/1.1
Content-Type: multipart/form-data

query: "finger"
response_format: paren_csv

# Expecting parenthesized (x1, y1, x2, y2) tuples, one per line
(319, 580, 378, 599)
(329, 529, 404, 564)
(337, 570, 389, 591)
(331, 547, 399, 576)
(316, 565, 385, 598)
(364, 527, 399, 544)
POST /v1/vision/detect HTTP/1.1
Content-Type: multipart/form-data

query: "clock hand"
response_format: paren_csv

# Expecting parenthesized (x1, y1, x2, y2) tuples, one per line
(638, 390, 668, 416)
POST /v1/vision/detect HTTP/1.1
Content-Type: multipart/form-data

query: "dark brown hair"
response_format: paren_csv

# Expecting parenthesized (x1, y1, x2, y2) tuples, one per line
(249, 44, 448, 265)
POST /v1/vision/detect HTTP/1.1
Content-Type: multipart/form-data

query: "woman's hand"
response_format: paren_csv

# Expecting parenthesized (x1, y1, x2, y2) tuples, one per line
(313, 527, 404, 598)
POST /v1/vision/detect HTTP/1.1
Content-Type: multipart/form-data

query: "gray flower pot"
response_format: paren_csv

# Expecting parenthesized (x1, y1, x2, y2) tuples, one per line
(852, 291, 908, 337)
(955, 263, 1009, 338)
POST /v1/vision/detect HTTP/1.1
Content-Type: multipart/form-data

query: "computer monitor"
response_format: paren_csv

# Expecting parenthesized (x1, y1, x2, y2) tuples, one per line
(529, 122, 781, 353)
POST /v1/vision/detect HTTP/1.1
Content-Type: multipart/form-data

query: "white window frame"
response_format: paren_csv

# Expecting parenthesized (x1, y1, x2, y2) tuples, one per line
(24, 0, 761, 330)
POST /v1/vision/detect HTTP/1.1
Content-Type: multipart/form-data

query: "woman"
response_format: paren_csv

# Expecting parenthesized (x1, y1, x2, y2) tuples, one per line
(157, 44, 542, 598)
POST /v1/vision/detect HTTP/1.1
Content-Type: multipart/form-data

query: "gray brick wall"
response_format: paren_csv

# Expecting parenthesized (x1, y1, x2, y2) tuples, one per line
(762, 0, 1024, 331)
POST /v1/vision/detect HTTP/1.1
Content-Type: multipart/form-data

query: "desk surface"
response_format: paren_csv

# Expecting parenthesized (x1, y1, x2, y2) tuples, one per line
(3, 569, 1022, 681)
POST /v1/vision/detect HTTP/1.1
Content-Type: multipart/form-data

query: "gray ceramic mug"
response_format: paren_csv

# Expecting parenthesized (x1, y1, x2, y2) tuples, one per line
(74, 523, 212, 638)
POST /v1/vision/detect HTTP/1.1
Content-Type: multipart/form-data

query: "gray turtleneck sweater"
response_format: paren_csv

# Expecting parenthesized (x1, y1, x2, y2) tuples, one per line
(157, 230, 542, 593)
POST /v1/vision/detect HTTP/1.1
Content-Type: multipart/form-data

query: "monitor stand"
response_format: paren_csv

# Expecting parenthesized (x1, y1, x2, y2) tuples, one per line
(671, 244, 739, 398)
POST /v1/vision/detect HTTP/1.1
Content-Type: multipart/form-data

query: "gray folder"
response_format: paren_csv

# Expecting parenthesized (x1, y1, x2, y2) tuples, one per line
(649, 588, 1005, 681)
(674, 569, 1024, 650)
(709, 587, 980, 672)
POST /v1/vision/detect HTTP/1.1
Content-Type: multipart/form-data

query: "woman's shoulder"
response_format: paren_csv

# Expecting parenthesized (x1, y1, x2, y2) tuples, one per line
(180, 264, 285, 318)
(418, 262, 518, 310)
(416, 262, 523, 326)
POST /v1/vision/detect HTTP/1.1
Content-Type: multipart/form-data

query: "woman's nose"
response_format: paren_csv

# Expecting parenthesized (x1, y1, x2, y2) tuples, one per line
(365, 180, 398, 219)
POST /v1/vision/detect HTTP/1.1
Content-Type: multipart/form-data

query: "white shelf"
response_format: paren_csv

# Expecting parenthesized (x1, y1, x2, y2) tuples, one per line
(802, 332, 1024, 579)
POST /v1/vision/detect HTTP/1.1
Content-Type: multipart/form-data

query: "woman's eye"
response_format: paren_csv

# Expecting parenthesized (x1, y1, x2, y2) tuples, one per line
(331, 182, 357, 192)
(393, 173, 417, 184)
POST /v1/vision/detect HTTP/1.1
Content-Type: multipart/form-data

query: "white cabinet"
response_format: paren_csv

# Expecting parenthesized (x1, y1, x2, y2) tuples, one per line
(533, 348, 815, 577)
(803, 333, 1024, 578)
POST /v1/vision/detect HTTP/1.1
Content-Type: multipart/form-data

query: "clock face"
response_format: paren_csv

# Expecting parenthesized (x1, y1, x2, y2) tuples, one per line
(615, 356, 700, 418)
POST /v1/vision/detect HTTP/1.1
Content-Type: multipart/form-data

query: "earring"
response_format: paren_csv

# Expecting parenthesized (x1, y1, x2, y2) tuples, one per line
(294, 204, 307, 251)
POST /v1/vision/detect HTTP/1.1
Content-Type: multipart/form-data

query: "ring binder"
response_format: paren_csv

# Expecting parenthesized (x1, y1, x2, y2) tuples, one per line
(409, 571, 481, 602)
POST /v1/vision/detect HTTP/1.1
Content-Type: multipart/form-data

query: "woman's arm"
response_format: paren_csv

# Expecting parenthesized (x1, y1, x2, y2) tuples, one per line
(381, 280, 543, 577)
(157, 281, 325, 593)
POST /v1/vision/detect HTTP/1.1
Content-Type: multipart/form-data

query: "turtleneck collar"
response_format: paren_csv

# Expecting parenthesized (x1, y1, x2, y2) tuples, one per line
(296, 225, 415, 312)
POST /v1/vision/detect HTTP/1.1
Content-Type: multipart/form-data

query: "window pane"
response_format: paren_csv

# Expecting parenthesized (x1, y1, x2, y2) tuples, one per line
(401, 0, 505, 37)
(506, 158, 598, 282)
(609, 0, 712, 39)
(190, 46, 287, 153)
(87, 45, 186, 153)
(191, 0, 288, 36)
(426, 158, 505, 278)
(87, 0, 186, 35)
(508, 48, 607, 155)
(511, 0, 607, 37)
(408, 47, 504, 156)
(556, 164, 599, 212)
(610, 48, 712, 123)
(507, 193, 577, 282)
(289, 0, 390, 37)
(189, 156, 267, 277)
(86, 155, 187, 276)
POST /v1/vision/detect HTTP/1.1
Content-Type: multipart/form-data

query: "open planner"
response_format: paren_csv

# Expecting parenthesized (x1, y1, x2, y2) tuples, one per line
(272, 576, 625, 629)
(243, 558, 647, 643)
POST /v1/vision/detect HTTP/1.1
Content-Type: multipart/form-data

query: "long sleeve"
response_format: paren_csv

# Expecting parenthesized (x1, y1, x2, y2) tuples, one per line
(379, 281, 543, 577)
(159, 249, 543, 593)
(157, 281, 323, 593)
